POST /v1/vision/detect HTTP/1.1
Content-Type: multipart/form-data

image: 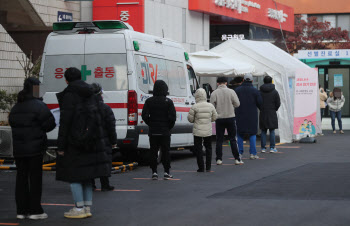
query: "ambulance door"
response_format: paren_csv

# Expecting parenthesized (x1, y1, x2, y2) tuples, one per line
(41, 33, 86, 143)
(85, 33, 129, 140)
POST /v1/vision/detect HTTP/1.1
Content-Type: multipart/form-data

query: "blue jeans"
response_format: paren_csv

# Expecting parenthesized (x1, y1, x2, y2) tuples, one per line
(330, 110, 342, 131)
(70, 181, 93, 208)
(237, 134, 257, 155)
(261, 129, 275, 149)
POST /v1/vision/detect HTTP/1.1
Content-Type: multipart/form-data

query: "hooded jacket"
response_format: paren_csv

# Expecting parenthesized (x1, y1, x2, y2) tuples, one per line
(55, 80, 110, 182)
(141, 80, 176, 136)
(188, 88, 217, 137)
(259, 83, 281, 130)
(327, 95, 345, 112)
(235, 81, 263, 135)
(9, 94, 56, 158)
(319, 89, 328, 109)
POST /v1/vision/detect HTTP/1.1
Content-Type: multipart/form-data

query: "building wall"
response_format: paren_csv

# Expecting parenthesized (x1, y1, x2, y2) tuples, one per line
(276, 0, 350, 14)
(145, 0, 210, 52)
(29, 0, 80, 26)
(0, 25, 28, 121)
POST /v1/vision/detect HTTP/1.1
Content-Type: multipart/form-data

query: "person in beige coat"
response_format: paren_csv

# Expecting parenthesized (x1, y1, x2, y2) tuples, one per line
(188, 88, 217, 172)
(319, 86, 328, 121)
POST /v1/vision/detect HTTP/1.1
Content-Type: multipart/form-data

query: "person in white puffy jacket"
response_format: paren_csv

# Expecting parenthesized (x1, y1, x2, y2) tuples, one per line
(327, 88, 345, 134)
(188, 88, 218, 172)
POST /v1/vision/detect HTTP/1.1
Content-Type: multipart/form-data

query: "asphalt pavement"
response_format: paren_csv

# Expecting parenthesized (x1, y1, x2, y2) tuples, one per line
(1, 130, 350, 226)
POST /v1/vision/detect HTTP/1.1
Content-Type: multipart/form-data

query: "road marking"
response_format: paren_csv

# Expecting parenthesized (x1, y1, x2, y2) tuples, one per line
(95, 189, 141, 192)
(212, 164, 238, 166)
(228, 158, 266, 160)
(41, 203, 74, 206)
(133, 178, 181, 181)
(0, 224, 19, 226)
(172, 170, 214, 173)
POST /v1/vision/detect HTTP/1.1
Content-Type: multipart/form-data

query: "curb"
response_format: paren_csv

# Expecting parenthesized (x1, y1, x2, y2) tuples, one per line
(111, 162, 138, 173)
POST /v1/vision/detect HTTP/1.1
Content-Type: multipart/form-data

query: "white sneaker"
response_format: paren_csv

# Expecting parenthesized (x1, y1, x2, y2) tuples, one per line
(16, 214, 26, 219)
(85, 206, 92, 217)
(64, 207, 87, 219)
(250, 154, 259, 159)
(261, 149, 266, 153)
(28, 213, 48, 220)
(216, 159, 223, 165)
(235, 159, 244, 165)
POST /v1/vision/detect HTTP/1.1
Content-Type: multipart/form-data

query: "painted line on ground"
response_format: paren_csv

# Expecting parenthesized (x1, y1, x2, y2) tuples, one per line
(228, 158, 266, 160)
(133, 178, 181, 181)
(95, 189, 141, 192)
(41, 203, 74, 206)
(212, 164, 239, 166)
(0, 223, 19, 226)
(172, 170, 214, 173)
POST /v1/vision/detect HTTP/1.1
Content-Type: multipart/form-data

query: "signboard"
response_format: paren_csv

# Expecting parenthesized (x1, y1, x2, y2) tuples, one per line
(298, 49, 350, 59)
(334, 74, 343, 87)
(93, 0, 145, 32)
(189, 0, 294, 32)
(293, 69, 318, 136)
(57, 11, 73, 22)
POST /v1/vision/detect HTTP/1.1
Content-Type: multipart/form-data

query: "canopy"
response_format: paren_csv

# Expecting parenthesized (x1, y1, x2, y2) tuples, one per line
(189, 51, 255, 77)
(207, 39, 317, 143)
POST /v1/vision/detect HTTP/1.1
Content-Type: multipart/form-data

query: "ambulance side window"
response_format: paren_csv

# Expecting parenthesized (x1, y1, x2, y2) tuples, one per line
(166, 61, 187, 97)
(136, 55, 168, 94)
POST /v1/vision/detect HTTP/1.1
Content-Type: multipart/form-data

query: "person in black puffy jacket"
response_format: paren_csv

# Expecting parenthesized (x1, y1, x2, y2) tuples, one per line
(259, 75, 281, 153)
(91, 83, 117, 191)
(56, 68, 110, 219)
(9, 77, 56, 220)
(141, 80, 176, 180)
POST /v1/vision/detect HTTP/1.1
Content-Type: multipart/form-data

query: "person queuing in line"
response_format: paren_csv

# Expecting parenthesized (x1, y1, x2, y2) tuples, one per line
(188, 88, 218, 172)
(91, 83, 117, 192)
(9, 77, 56, 220)
(228, 76, 244, 91)
(56, 68, 111, 218)
(210, 77, 242, 165)
(142, 80, 176, 180)
(235, 73, 263, 160)
(259, 75, 281, 153)
(319, 85, 328, 122)
(327, 88, 345, 134)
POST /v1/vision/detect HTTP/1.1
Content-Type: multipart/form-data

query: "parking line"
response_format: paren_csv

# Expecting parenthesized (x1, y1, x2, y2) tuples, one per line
(41, 203, 74, 206)
(228, 158, 266, 160)
(95, 189, 141, 192)
(133, 178, 181, 181)
(0, 224, 19, 226)
(172, 170, 214, 173)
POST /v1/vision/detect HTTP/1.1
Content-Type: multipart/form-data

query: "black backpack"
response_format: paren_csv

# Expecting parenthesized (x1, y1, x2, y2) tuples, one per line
(68, 95, 103, 151)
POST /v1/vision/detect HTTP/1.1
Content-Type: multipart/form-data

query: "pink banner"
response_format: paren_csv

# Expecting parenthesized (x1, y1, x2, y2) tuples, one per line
(293, 69, 318, 135)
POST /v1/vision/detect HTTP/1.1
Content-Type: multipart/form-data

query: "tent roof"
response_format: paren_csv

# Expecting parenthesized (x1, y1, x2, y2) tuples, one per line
(210, 39, 309, 77)
(189, 51, 255, 77)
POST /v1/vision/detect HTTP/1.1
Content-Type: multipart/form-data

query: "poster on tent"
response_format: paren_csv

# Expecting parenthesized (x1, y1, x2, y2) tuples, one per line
(293, 68, 318, 136)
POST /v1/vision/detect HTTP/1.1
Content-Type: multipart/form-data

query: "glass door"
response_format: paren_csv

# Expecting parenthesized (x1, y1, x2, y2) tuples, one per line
(327, 68, 350, 117)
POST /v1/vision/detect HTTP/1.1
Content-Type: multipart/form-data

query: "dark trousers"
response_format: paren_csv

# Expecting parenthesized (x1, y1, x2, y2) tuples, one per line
(15, 155, 44, 215)
(149, 135, 171, 174)
(215, 117, 240, 161)
(320, 108, 325, 121)
(194, 136, 212, 170)
(92, 177, 110, 189)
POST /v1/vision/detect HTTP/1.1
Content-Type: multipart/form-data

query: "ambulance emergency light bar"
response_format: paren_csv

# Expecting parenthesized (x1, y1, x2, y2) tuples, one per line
(53, 21, 129, 32)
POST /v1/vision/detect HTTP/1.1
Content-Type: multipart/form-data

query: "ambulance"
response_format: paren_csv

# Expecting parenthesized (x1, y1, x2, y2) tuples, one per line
(40, 21, 200, 160)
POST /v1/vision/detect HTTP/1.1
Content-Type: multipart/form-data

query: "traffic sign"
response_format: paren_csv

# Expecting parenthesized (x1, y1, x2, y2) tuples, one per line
(57, 11, 73, 22)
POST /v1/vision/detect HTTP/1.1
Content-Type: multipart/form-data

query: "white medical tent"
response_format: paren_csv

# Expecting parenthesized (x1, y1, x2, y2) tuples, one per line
(189, 51, 255, 77)
(206, 39, 318, 143)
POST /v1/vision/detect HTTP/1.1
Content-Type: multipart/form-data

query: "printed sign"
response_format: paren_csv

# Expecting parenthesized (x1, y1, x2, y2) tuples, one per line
(293, 68, 318, 136)
(57, 11, 73, 22)
(298, 49, 350, 59)
(334, 74, 343, 87)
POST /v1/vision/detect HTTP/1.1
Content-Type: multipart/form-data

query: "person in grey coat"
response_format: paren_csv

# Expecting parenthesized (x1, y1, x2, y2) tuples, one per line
(259, 76, 281, 153)
(235, 74, 263, 160)
(210, 77, 242, 165)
